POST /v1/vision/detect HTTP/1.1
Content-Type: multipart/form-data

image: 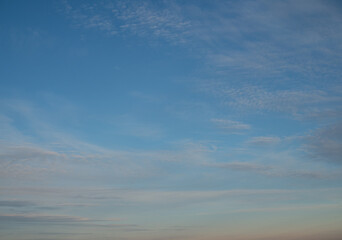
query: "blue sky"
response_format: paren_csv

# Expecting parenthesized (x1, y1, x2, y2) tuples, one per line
(1, 0, 342, 239)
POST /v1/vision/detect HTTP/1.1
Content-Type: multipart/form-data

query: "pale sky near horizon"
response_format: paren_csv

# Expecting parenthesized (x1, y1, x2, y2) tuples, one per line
(1, 1, 342, 240)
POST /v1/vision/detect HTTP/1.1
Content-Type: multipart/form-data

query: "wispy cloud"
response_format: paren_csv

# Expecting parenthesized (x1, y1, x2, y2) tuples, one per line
(3, 186, 342, 206)
(0, 200, 35, 208)
(211, 118, 251, 133)
(0, 138, 214, 181)
(205, 161, 332, 180)
(0, 144, 65, 162)
(1, 97, 338, 184)
(60, 0, 342, 80)
(62, 0, 191, 44)
(199, 0, 342, 79)
(199, 203, 342, 215)
(247, 136, 281, 146)
(202, 84, 340, 115)
(206, 162, 272, 172)
(0, 213, 142, 230)
(114, 1, 191, 43)
(305, 121, 342, 163)
(0, 213, 90, 223)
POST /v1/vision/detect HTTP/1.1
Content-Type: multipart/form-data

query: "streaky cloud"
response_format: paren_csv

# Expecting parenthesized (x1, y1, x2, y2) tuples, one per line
(306, 121, 342, 163)
(0, 200, 35, 207)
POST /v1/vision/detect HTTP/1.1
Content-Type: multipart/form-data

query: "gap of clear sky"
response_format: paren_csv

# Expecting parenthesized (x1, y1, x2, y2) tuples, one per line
(1, 0, 342, 240)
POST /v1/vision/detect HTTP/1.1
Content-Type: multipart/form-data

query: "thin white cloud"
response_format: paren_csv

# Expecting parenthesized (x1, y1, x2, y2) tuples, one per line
(0, 138, 212, 181)
(0, 200, 35, 208)
(305, 121, 342, 163)
(0, 213, 90, 223)
(62, 0, 191, 44)
(198, 203, 342, 215)
(198, 0, 342, 79)
(60, 0, 342, 80)
(247, 136, 281, 146)
(3, 186, 342, 206)
(0, 213, 142, 230)
(211, 118, 251, 133)
(202, 84, 340, 115)
(206, 162, 271, 172)
(205, 161, 332, 180)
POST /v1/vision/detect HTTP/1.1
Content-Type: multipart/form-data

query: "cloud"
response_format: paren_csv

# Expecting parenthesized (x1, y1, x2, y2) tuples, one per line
(56, 203, 97, 207)
(0, 200, 35, 207)
(0, 98, 218, 180)
(0, 213, 144, 231)
(0, 96, 338, 185)
(0, 187, 287, 204)
(0, 144, 64, 162)
(62, 0, 191, 44)
(0, 137, 214, 181)
(231, 203, 342, 214)
(284, 171, 326, 179)
(196, 231, 342, 240)
(200, 0, 342, 78)
(114, 1, 191, 42)
(4, 186, 341, 206)
(211, 119, 251, 132)
(60, 0, 342, 80)
(0, 142, 69, 179)
(188, 0, 342, 118)
(247, 136, 281, 146)
(207, 162, 272, 172)
(0, 213, 90, 223)
(306, 122, 342, 163)
(0, 115, 29, 143)
(203, 84, 339, 115)
(205, 161, 330, 180)
(198, 203, 342, 216)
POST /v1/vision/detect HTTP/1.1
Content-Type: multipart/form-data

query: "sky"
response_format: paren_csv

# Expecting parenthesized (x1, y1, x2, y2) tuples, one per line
(1, 0, 342, 239)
